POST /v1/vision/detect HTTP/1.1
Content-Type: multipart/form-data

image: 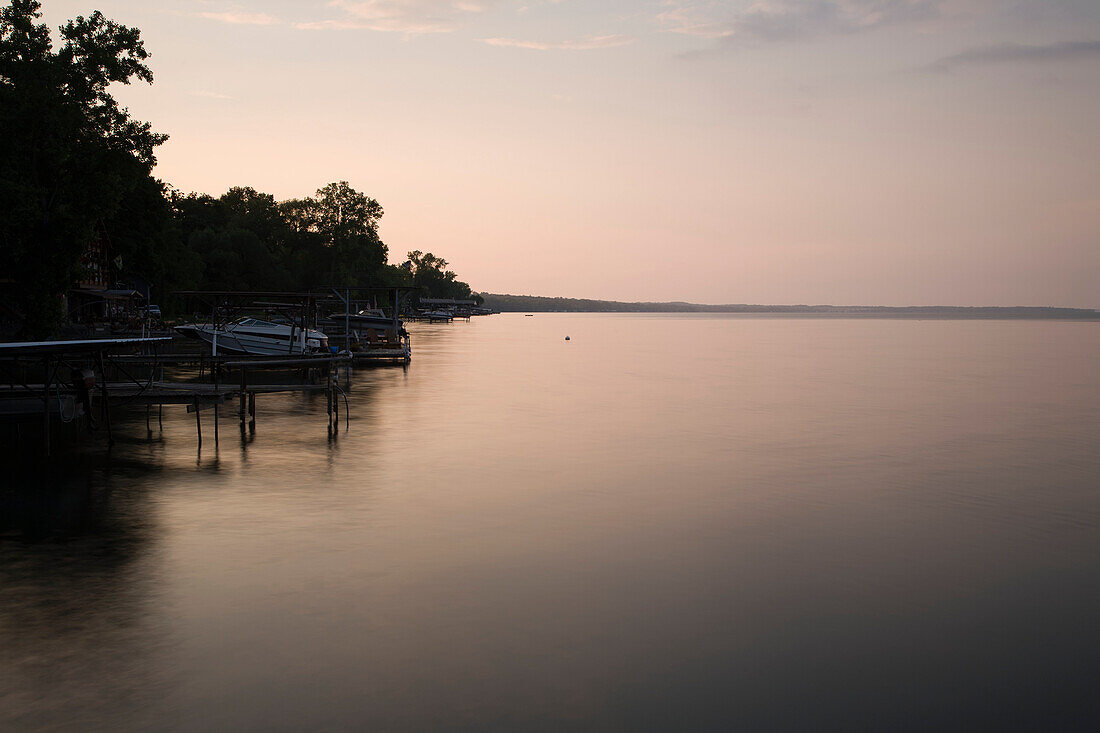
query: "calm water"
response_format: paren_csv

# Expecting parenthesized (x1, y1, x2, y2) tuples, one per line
(2, 314, 1099, 730)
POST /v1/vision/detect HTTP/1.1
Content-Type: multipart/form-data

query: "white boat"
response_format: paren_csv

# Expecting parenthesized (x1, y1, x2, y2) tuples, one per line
(322, 308, 403, 334)
(175, 318, 329, 356)
(321, 309, 409, 355)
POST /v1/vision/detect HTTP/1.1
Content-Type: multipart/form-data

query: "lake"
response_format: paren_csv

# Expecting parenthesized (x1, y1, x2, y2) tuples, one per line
(2, 314, 1099, 730)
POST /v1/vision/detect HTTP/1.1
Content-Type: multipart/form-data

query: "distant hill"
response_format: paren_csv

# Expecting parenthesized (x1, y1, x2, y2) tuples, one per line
(479, 294, 1100, 319)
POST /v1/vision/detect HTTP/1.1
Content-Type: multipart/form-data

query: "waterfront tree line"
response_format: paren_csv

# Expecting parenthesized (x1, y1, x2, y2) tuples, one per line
(0, 1, 477, 337)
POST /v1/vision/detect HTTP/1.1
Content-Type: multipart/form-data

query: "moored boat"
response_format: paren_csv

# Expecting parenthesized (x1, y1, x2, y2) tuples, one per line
(175, 317, 328, 356)
(320, 309, 409, 355)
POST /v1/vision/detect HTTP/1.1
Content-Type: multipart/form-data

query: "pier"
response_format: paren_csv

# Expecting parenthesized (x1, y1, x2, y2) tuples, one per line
(0, 286, 494, 457)
(0, 338, 352, 455)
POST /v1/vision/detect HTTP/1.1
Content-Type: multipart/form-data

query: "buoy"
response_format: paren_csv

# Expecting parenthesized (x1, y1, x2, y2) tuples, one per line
(565, 336, 570, 340)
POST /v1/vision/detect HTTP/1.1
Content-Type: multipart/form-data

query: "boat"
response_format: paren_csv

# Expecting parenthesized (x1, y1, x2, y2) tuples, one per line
(175, 317, 329, 356)
(322, 308, 402, 334)
(321, 309, 405, 339)
(319, 309, 410, 355)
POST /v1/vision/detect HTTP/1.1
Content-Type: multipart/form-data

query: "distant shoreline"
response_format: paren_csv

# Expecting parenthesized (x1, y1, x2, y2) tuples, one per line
(479, 294, 1100, 319)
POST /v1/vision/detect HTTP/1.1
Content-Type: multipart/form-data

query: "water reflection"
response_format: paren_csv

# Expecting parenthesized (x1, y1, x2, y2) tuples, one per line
(0, 461, 171, 730)
(1, 316, 1098, 730)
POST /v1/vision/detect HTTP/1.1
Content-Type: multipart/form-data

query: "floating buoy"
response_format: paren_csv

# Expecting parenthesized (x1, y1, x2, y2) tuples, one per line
(565, 336, 571, 341)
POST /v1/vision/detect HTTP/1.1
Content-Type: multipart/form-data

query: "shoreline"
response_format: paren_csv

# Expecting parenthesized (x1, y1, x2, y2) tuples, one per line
(481, 297, 1100, 319)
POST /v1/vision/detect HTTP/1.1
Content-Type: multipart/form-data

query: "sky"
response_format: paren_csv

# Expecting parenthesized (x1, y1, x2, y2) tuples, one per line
(42, 0, 1100, 306)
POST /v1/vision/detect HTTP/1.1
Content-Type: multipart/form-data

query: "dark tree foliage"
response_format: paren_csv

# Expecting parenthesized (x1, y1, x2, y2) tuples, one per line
(0, 3, 477, 329)
(167, 182, 406, 297)
(406, 250, 476, 303)
(105, 176, 200, 312)
(0, 0, 166, 336)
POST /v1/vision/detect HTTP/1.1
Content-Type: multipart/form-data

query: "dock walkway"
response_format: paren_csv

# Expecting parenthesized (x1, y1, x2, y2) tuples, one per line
(1, 340, 352, 454)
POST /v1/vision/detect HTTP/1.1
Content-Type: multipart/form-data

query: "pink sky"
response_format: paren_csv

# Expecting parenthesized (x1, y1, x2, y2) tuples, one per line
(45, 1, 1100, 306)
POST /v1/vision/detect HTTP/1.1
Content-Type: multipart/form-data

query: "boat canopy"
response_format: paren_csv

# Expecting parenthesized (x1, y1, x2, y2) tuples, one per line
(233, 318, 281, 328)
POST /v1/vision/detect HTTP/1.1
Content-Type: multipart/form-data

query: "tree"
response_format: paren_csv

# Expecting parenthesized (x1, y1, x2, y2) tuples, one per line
(406, 250, 474, 301)
(105, 175, 201, 311)
(0, 0, 166, 335)
(309, 182, 387, 286)
(312, 181, 383, 240)
(221, 186, 283, 245)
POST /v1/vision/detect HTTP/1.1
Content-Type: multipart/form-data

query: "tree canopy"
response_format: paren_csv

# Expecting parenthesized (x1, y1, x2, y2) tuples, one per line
(406, 250, 478, 303)
(166, 183, 401, 300)
(1, 2, 479, 333)
(1, 0, 166, 335)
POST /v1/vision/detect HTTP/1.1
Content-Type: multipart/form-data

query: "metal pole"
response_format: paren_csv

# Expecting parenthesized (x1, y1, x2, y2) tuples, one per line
(42, 355, 51, 457)
(213, 361, 219, 445)
(97, 351, 113, 446)
(333, 381, 339, 432)
(239, 366, 247, 430)
(392, 287, 399, 339)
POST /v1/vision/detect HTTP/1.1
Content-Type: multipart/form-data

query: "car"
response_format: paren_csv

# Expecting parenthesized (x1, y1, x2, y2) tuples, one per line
(143, 304, 162, 319)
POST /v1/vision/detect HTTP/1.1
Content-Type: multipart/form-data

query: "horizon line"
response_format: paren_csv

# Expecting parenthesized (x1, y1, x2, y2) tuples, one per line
(478, 294, 1100, 312)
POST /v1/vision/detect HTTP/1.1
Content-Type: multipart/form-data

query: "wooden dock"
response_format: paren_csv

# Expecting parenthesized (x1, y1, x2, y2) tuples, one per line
(0, 339, 352, 454)
(109, 346, 409, 368)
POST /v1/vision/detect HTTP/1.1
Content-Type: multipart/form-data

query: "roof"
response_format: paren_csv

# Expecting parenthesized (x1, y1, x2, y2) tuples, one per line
(0, 337, 172, 356)
(71, 288, 145, 300)
(102, 289, 145, 300)
(175, 290, 333, 299)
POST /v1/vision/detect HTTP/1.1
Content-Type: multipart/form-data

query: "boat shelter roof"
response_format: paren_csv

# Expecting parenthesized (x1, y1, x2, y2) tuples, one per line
(0, 337, 171, 356)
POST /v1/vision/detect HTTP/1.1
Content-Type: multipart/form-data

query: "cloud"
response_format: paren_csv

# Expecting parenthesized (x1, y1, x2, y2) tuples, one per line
(924, 39, 1100, 72)
(318, 0, 500, 34)
(196, 10, 280, 26)
(481, 34, 635, 50)
(657, 0, 941, 43)
(293, 19, 371, 30)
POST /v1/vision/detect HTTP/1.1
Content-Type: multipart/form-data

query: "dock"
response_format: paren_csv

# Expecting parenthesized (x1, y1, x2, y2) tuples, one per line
(0, 286, 446, 457)
(0, 338, 351, 455)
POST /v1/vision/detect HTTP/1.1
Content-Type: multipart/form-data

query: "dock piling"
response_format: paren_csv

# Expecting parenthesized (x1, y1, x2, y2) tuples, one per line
(332, 379, 339, 432)
(96, 352, 113, 446)
(212, 364, 219, 445)
(42, 356, 51, 456)
(239, 367, 248, 431)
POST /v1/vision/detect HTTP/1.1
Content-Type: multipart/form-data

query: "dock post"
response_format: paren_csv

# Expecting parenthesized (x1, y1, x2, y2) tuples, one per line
(97, 351, 114, 446)
(326, 370, 333, 429)
(239, 367, 247, 431)
(194, 398, 202, 448)
(332, 374, 339, 432)
(42, 356, 51, 457)
(248, 392, 256, 432)
(212, 363, 219, 446)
